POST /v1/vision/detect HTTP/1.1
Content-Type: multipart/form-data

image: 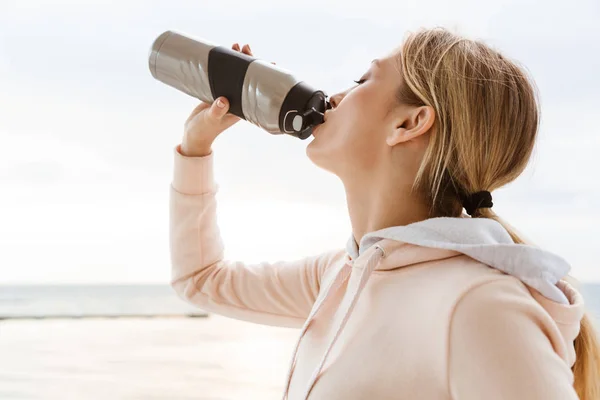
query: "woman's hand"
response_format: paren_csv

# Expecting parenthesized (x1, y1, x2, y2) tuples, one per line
(180, 43, 254, 157)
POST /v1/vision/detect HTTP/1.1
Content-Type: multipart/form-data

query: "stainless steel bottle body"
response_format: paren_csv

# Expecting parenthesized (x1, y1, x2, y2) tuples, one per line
(149, 31, 329, 139)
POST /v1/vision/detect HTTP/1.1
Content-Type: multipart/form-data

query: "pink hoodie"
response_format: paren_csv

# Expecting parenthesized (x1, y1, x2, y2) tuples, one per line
(169, 145, 585, 399)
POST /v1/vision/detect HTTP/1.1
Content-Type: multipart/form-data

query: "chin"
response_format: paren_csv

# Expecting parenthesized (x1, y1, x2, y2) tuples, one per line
(305, 137, 321, 166)
(306, 137, 339, 175)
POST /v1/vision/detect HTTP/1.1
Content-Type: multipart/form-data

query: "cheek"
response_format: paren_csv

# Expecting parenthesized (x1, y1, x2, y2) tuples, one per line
(339, 92, 386, 155)
(306, 89, 387, 172)
(330, 92, 379, 145)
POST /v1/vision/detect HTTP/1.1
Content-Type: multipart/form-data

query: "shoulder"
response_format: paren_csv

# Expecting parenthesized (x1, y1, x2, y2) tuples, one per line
(446, 278, 577, 398)
(448, 277, 568, 367)
(448, 276, 559, 342)
(449, 276, 549, 326)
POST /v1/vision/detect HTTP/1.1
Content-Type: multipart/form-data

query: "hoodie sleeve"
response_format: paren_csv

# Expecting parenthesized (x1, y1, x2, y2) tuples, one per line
(169, 144, 344, 328)
(448, 278, 579, 400)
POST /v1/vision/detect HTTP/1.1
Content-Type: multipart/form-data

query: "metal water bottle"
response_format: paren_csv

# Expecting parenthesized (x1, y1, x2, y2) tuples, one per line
(148, 30, 331, 140)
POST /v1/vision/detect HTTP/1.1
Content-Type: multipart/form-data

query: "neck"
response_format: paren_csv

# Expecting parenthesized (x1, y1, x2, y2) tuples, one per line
(343, 171, 430, 248)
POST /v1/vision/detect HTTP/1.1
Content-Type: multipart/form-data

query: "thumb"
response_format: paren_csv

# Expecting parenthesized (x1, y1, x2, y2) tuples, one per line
(209, 97, 230, 120)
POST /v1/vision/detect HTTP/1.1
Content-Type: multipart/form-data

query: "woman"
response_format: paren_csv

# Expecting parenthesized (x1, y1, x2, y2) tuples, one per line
(169, 27, 600, 399)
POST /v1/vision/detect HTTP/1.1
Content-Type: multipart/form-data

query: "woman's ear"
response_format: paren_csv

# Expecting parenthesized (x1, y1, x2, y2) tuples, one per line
(386, 105, 435, 146)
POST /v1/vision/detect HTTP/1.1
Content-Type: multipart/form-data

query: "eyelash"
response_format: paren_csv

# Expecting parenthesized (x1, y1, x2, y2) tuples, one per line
(353, 79, 366, 85)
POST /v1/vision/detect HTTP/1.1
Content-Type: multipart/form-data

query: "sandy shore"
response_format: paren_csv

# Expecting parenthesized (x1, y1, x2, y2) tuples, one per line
(0, 315, 299, 400)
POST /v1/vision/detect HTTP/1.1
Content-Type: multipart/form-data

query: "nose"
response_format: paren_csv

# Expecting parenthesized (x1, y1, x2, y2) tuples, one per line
(329, 92, 344, 109)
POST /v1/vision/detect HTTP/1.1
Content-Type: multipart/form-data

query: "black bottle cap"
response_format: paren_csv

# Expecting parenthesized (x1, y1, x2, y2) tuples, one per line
(279, 82, 329, 140)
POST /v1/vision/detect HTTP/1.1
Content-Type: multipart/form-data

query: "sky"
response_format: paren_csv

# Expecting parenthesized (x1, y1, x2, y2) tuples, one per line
(0, 0, 599, 284)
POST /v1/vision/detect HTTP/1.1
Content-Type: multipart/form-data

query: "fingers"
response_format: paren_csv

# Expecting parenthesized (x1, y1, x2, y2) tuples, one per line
(207, 96, 240, 130)
(232, 42, 253, 57)
(231, 42, 275, 65)
(241, 44, 252, 56)
(190, 102, 210, 115)
(186, 102, 210, 123)
(208, 96, 230, 120)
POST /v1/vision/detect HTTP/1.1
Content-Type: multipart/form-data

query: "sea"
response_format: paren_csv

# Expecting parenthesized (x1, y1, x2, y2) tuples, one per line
(1, 283, 600, 320)
(0, 284, 208, 319)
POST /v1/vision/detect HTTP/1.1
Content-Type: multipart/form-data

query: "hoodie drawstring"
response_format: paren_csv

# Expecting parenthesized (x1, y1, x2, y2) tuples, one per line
(280, 261, 352, 400)
(281, 245, 386, 400)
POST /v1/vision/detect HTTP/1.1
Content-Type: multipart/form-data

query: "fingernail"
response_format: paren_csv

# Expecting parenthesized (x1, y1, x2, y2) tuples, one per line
(247, 45, 251, 53)
(216, 98, 225, 108)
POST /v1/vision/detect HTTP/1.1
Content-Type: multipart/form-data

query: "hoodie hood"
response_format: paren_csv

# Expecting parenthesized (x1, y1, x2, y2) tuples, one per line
(346, 215, 573, 304)
(343, 215, 585, 366)
(282, 215, 585, 399)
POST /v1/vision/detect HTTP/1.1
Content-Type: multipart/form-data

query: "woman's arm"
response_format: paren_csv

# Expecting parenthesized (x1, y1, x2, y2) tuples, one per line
(448, 278, 579, 399)
(170, 144, 344, 328)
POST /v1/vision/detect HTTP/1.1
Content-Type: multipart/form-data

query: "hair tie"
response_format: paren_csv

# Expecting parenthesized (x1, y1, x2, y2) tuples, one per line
(460, 190, 493, 216)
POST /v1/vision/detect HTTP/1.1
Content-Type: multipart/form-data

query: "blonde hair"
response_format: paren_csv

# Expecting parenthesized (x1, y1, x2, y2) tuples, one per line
(396, 27, 600, 399)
